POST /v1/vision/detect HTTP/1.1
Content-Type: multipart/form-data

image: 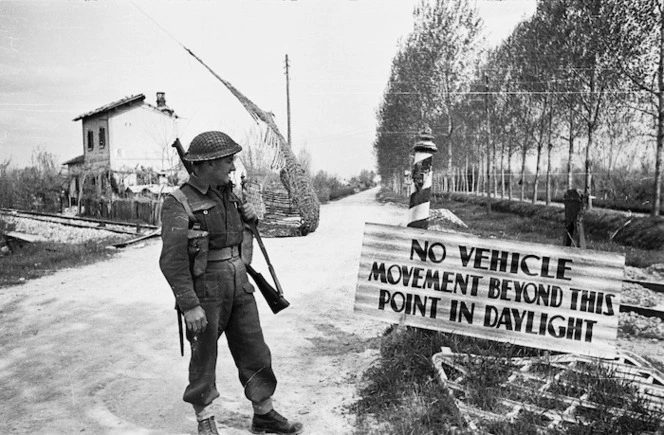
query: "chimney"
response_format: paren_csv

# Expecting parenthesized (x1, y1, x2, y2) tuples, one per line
(155, 92, 175, 116)
(156, 92, 166, 107)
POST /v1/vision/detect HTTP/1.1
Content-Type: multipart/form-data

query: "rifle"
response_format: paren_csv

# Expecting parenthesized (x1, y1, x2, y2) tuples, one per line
(172, 138, 194, 174)
(246, 222, 290, 314)
(171, 138, 290, 315)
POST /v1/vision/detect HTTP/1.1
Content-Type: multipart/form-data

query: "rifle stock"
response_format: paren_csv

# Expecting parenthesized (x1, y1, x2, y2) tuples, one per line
(246, 264, 290, 314)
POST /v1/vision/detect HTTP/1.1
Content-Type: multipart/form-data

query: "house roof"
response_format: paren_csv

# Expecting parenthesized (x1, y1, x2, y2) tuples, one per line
(72, 94, 146, 121)
(144, 102, 177, 118)
(62, 154, 85, 166)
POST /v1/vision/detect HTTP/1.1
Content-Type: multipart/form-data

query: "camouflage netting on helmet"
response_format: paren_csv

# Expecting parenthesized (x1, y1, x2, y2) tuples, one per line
(219, 77, 319, 236)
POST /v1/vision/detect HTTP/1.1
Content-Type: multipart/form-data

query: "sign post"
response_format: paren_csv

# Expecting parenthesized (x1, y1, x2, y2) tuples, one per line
(408, 127, 437, 229)
(354, 223, 625, 358)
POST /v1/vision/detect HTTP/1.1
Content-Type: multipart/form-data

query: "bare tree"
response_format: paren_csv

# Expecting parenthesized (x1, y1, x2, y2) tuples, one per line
(297, 146, 313, 178)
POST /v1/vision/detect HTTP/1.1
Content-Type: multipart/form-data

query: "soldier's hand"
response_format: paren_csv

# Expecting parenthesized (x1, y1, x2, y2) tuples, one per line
(184, 306, 208, 333)
(240, 202, 257, 222)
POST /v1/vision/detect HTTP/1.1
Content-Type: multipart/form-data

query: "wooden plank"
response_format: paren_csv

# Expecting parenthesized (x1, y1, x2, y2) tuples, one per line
(355, 223, 625, 358)
(111, 229, 161, 248)
(5, 231, 47, 243)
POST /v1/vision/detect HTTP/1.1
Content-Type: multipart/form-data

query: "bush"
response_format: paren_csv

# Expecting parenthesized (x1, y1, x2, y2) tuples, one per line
(315, 185, 331, 203)
(0, 217, 16, 255)
(329, 185, 355, 201)
(312, 170, 357, 203)
(0, 151, 65, 213)
(0, 217, 15, 235)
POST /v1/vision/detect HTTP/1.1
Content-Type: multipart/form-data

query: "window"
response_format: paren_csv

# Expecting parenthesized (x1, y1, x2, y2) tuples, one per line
(87, 130, 94, 151)
(99, 127, 106, 149)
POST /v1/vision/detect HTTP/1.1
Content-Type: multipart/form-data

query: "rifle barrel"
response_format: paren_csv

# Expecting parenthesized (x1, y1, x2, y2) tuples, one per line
(172, 138, 194, 174)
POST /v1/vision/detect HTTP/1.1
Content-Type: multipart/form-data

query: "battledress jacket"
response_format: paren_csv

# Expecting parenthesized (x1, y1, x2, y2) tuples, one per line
(159, 174, 244, 312)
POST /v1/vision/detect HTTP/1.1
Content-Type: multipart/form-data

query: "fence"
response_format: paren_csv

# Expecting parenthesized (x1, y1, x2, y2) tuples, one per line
(81, 197, 163, 226)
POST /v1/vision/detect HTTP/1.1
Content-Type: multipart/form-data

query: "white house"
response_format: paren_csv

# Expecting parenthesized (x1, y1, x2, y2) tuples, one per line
(64, 92, 180, 189)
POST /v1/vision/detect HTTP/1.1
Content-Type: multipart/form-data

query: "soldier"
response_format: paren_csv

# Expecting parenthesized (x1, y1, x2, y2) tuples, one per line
(159, 131, 303, 435)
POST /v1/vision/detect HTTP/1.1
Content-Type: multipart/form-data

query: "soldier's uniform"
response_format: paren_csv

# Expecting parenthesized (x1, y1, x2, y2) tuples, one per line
(159, 131, 302, 435)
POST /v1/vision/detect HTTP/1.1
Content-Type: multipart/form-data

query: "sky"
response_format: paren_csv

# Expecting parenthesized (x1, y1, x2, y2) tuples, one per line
(0, 0, 536, 179)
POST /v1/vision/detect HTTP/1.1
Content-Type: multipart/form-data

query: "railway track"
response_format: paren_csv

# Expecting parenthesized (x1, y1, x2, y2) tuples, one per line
(0, 208, 158, 235)
(621, 279, 664, 320)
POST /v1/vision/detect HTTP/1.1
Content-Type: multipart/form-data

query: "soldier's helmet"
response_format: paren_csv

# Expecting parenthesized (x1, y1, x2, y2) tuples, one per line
(184, 131, 242, 162)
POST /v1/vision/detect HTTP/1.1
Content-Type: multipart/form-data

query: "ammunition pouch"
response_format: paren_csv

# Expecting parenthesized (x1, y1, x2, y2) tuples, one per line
(171, 189, 211, 277)
(187, 229, 209, 277)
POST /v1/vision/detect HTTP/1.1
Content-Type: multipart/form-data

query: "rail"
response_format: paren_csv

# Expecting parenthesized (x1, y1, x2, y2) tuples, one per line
(620, 279, 664, 320)
(0, 207, 158, 235)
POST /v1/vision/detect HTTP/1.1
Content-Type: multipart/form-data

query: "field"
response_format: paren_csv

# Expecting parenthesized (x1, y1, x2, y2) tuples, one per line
(354, 189, 664, 435)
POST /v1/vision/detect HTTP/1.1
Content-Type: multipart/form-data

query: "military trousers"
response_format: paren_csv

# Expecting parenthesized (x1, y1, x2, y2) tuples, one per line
(183, 254, 277, 407)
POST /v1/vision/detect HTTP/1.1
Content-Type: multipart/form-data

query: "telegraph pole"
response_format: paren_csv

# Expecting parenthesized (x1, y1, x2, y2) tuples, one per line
(485, 73, 492, 213)
(285, 54, 292, 146)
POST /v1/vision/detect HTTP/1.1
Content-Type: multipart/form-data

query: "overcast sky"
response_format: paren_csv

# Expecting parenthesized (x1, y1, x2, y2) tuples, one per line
(0, 0, 536, 179)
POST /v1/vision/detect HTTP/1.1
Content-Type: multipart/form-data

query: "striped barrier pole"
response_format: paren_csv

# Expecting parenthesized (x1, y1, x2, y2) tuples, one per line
(408, 128, 438, 229)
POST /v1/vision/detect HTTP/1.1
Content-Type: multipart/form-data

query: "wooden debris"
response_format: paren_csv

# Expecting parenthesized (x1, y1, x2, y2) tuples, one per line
(111, 229, 161, 249)
(432, 347, 664, 432)
(5, 231, 47, 244)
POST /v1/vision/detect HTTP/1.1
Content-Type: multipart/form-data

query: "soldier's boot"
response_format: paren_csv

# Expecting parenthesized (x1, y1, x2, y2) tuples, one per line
(251, 409, 303, 434)
(198, 416, 219, 435)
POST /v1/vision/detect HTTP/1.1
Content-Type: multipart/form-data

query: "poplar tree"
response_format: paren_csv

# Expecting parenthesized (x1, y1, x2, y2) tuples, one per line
(553, 0, 619, 208)
(374, 0, 484, 192)
(603, 0, 664, 215)
(408, 0, 483, 192)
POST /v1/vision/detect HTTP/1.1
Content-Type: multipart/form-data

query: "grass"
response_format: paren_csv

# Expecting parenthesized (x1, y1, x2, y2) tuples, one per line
(353, 327, 467, 435)
(554, 362, 662, 435)
(0, 238, 127, 288)
(357, 189, 664, 434)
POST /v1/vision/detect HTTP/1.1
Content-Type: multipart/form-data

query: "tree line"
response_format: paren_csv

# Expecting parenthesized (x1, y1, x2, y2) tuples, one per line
(1, 145, 376, 216)
(0, 151, 63, 212)
(374, 0, 664, 216)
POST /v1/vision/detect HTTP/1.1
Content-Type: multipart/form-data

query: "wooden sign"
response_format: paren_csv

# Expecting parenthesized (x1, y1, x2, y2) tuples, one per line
(354, 223, 625, 358)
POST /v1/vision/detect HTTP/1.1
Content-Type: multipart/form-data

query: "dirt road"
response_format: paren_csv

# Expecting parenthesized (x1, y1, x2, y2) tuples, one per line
(0, 187, 405, 435)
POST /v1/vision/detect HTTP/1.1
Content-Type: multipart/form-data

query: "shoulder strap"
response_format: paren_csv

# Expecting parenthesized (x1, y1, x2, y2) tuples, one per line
(171, 189, 196, 223)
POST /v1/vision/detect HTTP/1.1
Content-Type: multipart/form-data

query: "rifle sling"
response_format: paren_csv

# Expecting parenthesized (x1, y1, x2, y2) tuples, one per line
(171, 189, 197, 224)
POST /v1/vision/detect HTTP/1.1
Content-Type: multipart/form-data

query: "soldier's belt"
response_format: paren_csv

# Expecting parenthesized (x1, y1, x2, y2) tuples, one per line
(208, 245, 241, 261)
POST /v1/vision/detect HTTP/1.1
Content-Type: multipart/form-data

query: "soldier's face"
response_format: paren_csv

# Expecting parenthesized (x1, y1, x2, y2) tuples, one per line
(210, 155, 235, 185)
